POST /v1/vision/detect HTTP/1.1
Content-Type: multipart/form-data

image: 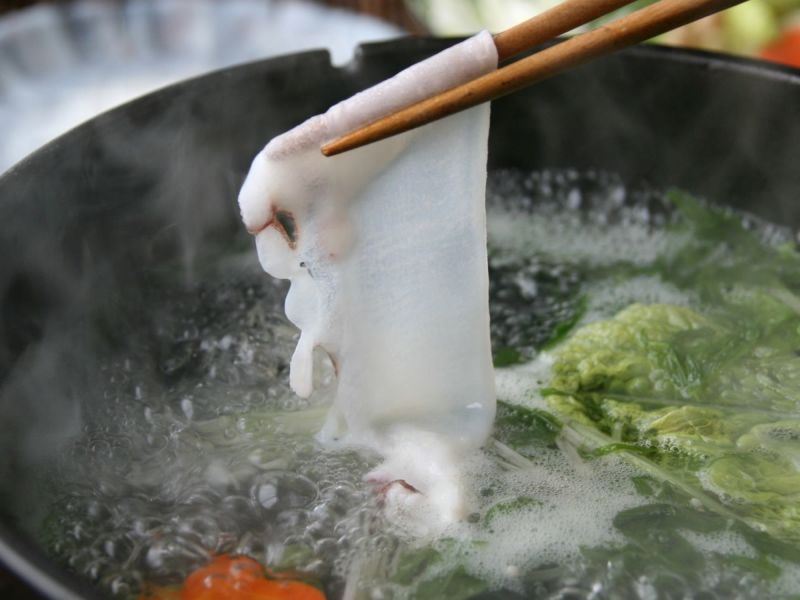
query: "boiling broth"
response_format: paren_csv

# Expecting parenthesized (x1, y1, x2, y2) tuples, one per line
(40, 169, 800, 599)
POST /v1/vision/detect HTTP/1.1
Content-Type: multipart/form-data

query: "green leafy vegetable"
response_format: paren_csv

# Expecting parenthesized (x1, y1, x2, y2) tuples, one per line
(414, 566, 487, 598)
(389, 542, 490, 600)
(537, 195, 800, 545)
(547, 301, 800, 542)
(494, 401, 562, 450)
(391, 546, 443, 586)
(493, 347, 525, 368)
(484, 496, 542, 527)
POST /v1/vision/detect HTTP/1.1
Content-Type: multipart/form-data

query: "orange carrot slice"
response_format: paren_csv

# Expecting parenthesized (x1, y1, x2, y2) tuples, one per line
(761, 28, 800, 68)
(138, 554, 325, 600)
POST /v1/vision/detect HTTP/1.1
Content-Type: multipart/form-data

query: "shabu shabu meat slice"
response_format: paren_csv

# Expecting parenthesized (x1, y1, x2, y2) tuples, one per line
(238, 32, 498, 526)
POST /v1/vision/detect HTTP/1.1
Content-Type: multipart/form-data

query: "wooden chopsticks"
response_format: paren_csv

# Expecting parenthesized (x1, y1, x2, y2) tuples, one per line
(493, 0, 639, 61)
(321, 0, 746, 157)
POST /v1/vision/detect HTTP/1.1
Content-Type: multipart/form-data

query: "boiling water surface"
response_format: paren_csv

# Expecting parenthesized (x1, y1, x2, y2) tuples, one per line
(40, 170, 800, 599)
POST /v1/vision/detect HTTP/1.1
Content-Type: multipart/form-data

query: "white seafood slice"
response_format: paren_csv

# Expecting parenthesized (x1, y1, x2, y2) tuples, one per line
(238, 31, 498, 525)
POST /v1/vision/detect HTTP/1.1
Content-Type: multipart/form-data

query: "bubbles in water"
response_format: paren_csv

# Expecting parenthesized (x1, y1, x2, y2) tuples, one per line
(39, 170, 797, 599)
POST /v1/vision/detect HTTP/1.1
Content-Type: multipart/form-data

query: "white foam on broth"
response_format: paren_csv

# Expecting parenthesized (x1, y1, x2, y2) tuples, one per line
(457, 451, 642, 588)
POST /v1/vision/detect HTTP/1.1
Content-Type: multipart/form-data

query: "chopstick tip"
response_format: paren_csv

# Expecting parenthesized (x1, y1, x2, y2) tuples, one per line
(320, 140, 341, 157)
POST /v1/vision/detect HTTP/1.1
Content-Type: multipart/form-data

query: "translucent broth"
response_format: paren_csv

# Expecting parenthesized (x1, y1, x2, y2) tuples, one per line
(39, 169, 800, 599)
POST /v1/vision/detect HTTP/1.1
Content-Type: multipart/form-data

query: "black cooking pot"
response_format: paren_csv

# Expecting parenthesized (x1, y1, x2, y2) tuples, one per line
(0, 37, 798, 599)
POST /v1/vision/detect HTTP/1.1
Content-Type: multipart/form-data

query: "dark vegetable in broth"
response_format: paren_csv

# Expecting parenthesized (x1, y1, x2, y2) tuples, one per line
(40, 170, 800, 599)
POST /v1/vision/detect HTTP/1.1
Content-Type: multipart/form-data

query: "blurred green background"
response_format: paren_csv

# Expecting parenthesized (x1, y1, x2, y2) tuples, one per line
(409, 0, 800, 67)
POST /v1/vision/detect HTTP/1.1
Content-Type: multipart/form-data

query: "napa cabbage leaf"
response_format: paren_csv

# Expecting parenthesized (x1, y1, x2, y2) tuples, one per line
(538, 193, 800, 543)
(546, 299, 800, 542)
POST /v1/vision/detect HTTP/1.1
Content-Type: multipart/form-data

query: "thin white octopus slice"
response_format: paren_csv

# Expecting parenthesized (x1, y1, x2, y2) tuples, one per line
(238, 32, 497, 527)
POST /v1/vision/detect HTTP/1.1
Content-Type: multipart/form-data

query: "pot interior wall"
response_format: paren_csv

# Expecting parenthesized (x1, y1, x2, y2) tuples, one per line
(0, 38, 798, 599)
